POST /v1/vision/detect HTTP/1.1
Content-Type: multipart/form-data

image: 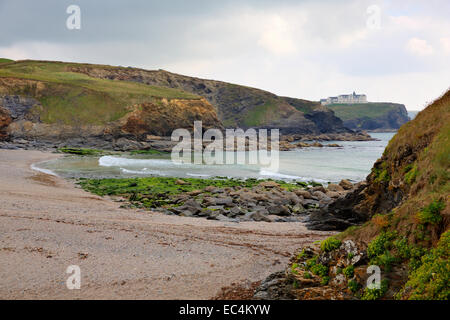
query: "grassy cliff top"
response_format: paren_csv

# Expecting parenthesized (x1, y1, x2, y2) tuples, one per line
(0, 60, 201, 125)
(328, 102, 406, 121)
(0, 58, 14, 64)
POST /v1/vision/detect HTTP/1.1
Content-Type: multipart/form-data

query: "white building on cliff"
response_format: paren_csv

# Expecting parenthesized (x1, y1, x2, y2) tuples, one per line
(320, 92, 367, 105)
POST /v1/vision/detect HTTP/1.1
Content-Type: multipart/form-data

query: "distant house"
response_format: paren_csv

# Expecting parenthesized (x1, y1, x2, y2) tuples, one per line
(321, 92, 367, 105)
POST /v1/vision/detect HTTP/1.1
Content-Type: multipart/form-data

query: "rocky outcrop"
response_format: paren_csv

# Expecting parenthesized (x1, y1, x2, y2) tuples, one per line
(68, 65, 353, 135)
(329, 103, 410, 131)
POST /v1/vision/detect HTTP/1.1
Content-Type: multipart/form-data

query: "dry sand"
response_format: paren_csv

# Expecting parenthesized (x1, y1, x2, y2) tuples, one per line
(0, 149, 334, 299)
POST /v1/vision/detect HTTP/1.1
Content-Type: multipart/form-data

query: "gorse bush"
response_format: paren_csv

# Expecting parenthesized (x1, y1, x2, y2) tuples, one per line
(367, 232, 396, 258)
(416, 200, 445, 224)
(362, 279, 389, 300)
(343, 265, 355, 279)
(320, 237, 342, 252)
(403, 231, 450, 300)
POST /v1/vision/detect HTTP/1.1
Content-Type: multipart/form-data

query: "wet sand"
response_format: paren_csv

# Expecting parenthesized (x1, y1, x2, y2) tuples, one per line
(0, 149, 333, 299)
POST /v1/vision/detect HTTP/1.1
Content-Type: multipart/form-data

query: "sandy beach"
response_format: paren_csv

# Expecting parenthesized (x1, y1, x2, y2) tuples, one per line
(0, 149, 333, 299)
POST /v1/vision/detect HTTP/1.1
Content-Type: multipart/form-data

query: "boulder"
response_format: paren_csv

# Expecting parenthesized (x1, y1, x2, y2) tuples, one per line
(339, 179, 353, 190)
(326, 191, 341, 199)
(259, 181, 280, 188)
(243, 211, 271, 222)
(215, 197, 234, 206)
(327, 183, 344, 192)
(267, 205, 290, 216)
(294, 189, 312, 199)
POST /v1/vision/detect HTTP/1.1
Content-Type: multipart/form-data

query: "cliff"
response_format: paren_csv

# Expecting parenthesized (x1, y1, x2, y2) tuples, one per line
(256, 89, 449, 300)
(328, 102, 410, 131)
(67, 63, 352, 134)
(0, 60, 222, 149)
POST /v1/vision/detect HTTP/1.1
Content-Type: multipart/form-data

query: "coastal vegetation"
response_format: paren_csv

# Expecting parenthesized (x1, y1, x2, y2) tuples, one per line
(254, 89, 449, 300)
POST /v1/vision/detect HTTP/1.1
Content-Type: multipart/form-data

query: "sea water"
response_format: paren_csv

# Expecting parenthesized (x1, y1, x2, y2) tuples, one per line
(36, 132, 395, 183)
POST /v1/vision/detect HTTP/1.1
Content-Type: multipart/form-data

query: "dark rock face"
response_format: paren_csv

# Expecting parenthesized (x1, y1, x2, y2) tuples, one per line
(0, 95, 41, 122)
(342, 103, 410, 131)
(305, 182, 369, 231)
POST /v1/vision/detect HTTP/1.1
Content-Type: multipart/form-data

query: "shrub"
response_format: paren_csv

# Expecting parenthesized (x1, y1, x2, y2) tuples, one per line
(371, 251, 398, 272)
(321, 276, 330, 285)
(362, 279, 389, 300)
(343, 265, 355, 279)
(320, 237, 342, 252)
(291, 263, 299, 274)
(404, 231, 450, 300)
(348, 280, 361, 293)
(303, 272, 312, 279)
(367, 232, 396, 258)
(311, 264, 328, 277)
(416, 200, 445, 224)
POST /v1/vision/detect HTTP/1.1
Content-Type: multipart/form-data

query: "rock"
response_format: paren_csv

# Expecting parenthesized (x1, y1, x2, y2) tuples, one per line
(331, 274, 347, 286)
(294, 189, 312, 199)
(312, 191, 327, 200)
(243, 211, 271, 222)
(186, 189, 203, 196)
(339, 179, 353, 190)
(203, 185, 216, 192)
(253, 271, 295, 300)
(302, 199, 319, 208)
(215, 197, 234, 206)
(175, 179, 189, 185)
(326, 191, 341, 198)
(312, 186, 327, 193)
(202, 197, 217, 206)
(267, 205, 290, 216)
(327, 183, 344, 192)
(259, 181, 279, 188)
(291, 204, 305, 213)
(230, 206, 245, 216)
(179, 210, 194, 217)
(287, 193, 302, 205)
(266, 215, 288, 222)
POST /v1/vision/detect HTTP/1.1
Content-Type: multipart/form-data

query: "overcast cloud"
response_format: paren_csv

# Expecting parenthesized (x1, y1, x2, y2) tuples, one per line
(0, 0, 449, 110)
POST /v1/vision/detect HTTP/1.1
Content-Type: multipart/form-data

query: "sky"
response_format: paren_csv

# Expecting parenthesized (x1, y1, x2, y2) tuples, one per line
(0, 0, 449, 110)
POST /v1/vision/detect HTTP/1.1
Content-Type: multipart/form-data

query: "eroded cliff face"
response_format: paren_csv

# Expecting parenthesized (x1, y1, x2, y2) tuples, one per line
(68, 65, 352, 134)
(0, 78, 222, 149)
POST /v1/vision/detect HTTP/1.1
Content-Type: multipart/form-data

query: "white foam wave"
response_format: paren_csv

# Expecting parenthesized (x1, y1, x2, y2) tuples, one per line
(259, 169, 300, 180)
(120, 168, 166, 176)
(30, 163, 58, 176)
(99, 156, 173, 167)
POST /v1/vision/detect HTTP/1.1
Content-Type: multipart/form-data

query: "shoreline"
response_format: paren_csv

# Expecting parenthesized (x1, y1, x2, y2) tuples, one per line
(0, 149, 334, 299)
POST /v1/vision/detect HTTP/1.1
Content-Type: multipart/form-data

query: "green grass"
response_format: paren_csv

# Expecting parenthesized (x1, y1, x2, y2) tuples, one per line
(242, 100, 278, 127)
(328, 103, 400, 121)
(0, 60, 200, 125)
(0, 58, 13, 64)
